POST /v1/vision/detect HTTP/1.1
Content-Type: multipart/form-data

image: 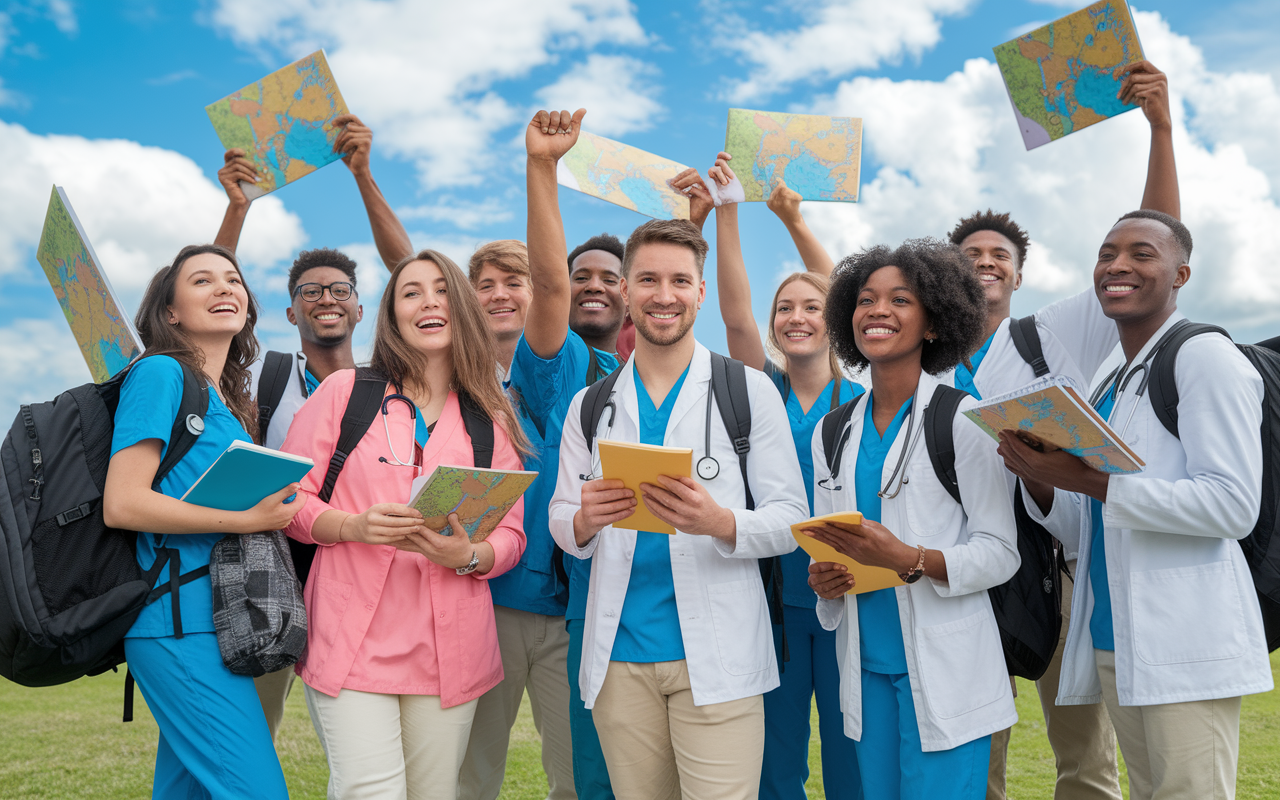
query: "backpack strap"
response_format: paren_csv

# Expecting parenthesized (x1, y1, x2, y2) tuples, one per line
(1148, 321, 1229, 439)
(1009, 315, 1049, 378)
(708, 353, 754, 510)
(154, 363, 209, 489)
(458, 391, 494, 469)
(255, 351, 293, 445)
(1258, 335, 1280, 355)
(581, 365, 626, 455)
(319, 367, 388, 503)
(821, 395, 866, 482)
(923, 384, 967, 506)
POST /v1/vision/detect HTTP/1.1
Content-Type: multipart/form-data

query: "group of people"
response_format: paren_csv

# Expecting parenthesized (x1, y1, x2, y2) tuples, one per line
(98, 61, 1273, 800)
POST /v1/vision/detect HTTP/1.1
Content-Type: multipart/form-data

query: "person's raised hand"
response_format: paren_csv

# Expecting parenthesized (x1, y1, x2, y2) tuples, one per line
(1118, 61, 1171, 132)
(527, 108, 586, 163)
(341, 503, 423, 546)
(766, 178, 803, 225)
(801, 519, 916, 573)
(669, 167, 714, 230)
(707, 151, 735, 189)
(809, 561, 855, 599)
(641, 475, 736, 542)
(574, 478, 636, 543)
(332, 113, 373, 175)
(239, 483, 307, 533)
(218, 148, 258, 206)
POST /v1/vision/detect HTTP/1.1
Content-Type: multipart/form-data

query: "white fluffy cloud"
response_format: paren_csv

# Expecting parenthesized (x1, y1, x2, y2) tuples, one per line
(0, 317, 95, 411)
(715, 0, 975, 102)
(536, 54, 663, 137)
(797, 11, 1280, 333)
(208, 0, 648, 189)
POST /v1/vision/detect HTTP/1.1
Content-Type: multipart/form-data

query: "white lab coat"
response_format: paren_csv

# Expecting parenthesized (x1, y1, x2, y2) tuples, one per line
(550, 342, 809, 708)
(1029, 312, 1273, 706)
(813, 371, 1021, 752)
(248, 350, 312, 450)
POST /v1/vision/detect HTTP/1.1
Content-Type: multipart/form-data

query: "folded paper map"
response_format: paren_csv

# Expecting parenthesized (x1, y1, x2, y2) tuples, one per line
(206, 50, 349, 200)
(410, 465, 537, 543)
(993, 0, 1144, 150)
(597, 440, 693, 535)
(724, 109, 862, 202)
(790, 512, 902, 595)
(557, 132, 691, 220)
(36, 186, 142, 383)
(962, 376, 1144, 474)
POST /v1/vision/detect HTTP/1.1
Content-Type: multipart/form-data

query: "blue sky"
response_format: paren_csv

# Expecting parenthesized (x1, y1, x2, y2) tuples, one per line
(1, 0, 1278, 409)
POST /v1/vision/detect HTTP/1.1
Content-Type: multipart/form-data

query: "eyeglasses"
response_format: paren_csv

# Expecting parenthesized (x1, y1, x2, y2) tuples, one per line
(293, 282, 355, 302)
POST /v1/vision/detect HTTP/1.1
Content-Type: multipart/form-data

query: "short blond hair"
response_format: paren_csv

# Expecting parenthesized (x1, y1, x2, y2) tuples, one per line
(468, 239, 529, 283)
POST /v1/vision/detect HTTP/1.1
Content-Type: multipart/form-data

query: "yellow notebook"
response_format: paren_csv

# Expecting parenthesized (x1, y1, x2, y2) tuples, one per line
(790, 512, 904, 595)
(597, 439, 693, 535)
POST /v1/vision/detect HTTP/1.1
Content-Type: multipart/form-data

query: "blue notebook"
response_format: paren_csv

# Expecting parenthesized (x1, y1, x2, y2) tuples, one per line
(180, 440, 314, 511)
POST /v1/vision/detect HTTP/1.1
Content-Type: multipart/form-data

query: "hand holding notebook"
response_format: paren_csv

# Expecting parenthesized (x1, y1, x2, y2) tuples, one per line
(791, 512, 904, 595)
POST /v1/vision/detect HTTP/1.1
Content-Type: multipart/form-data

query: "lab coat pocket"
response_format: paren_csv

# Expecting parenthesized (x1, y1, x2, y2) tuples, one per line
(915, 610, 1007, 719)
(306, 577, 352, 674)
(1130, 561, 1246, 665)
(708, 578, 772, 675)
(453, 594, 502, 695)
(904, 465, 958, 538)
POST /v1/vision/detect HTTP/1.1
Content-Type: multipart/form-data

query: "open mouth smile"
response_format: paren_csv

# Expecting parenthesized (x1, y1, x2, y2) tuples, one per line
(210, 303, 239, 315)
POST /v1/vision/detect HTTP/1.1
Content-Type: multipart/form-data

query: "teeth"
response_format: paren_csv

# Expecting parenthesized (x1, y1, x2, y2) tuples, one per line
(785, 332, 810, 339)
(581, 301, 606, 309)
(489, 308, 514, 315)
(979, 274, 998, 283)
(649, 312, 677, 319)
(315, 313, 341, 320)
(211, 304, 236, 313)
(417, 319, 445, 328)
(1104, 285, 1137, 294)
(864, 327, 895, 335)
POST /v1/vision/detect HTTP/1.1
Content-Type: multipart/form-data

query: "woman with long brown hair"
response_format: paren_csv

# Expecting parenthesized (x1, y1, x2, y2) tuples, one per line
(103, 243, 303, 799)
(280, 249, 528, 800)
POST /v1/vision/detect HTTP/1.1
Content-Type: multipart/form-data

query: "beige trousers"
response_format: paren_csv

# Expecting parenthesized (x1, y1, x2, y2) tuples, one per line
(305, 684, 478, 800)
(1095, 649, 1241, 800)
(254, 666, 296, 741)
(987, 562, 1123, 800)
(591, 659, 764, 800)
(457, 606, 575, 800)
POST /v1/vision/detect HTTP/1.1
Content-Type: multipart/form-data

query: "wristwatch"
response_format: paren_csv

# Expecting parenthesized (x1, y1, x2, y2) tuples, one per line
(898, 545, 927, 584)
(456, 550, 480, 576)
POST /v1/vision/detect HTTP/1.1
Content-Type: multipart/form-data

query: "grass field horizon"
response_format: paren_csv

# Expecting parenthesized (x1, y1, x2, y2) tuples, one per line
(2, 653, 1277, 798)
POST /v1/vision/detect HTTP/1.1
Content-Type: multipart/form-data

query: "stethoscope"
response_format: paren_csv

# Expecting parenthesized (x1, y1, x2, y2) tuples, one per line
(379, 393, 419, 467)
(583, 384, 722, 481)
(816, 392, 924, 499)
(1090, 348, 1158, 437)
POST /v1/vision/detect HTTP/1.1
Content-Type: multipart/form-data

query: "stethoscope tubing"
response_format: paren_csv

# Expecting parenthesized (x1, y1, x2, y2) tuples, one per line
(381, 393, 419, 468)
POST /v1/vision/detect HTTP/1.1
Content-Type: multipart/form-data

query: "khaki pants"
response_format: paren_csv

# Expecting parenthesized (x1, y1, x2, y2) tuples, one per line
(305, 684, 477, 800)
(1095, 649, 1241, 800)
(254, 666, 296, 741)
(458, 606, 575, 800)
(987, 563, 1122, 800)
(591, 659, 764, 800)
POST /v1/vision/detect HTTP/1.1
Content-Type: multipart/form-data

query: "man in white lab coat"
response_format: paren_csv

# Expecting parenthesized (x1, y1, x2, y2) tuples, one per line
(549, 168, 808, 799)
(997, 210, 1273, 800)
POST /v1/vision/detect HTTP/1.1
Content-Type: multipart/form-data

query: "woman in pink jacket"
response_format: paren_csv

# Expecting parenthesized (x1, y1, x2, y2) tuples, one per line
(281, 248, 528, 800)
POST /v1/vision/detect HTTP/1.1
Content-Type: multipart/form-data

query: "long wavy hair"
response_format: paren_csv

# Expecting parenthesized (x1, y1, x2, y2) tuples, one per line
(371, 249, 529, 455)
(765, 271, 842, 380)
(135, 244, 260, 441)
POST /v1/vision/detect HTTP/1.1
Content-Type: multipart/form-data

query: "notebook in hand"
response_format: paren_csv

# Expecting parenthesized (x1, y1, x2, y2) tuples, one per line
(409, 465, 537, 543)
(181, 440, 314, 512)
(790, 512, 904, 595)
(597, 439, 693, 535)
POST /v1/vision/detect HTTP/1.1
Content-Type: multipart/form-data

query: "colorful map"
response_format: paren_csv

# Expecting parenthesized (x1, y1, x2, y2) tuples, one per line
(724, 109, 862, 202)
(410, 466, 537, 542)
(205, 50, 349, 199)
(557, 132, 691, 220)
(36, 186, 141, 383)
(993, 0, 1144, 150)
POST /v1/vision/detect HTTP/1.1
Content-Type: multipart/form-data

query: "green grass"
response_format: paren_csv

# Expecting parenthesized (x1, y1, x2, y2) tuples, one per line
(2, 653, 1278, 799)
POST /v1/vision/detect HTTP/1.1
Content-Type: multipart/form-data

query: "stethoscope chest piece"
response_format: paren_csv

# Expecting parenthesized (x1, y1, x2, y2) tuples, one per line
(696, 455, 720, 480)
(186, 414, 205, 436)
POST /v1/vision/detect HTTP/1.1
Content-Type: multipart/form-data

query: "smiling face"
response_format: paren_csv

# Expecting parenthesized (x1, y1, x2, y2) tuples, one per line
(771, 277, 829, 363)
(1093, 217, 1189, 325)
(473, 262, 531, 343)
(166, 252, 249, 341)
(958, 229, 1022, 312)
(851, 266, 932, 369)
(394, 259, 452, 356)
(287, 265, 362, 347)
(622, 242, 705, 348)
(568, 249, 626, 341)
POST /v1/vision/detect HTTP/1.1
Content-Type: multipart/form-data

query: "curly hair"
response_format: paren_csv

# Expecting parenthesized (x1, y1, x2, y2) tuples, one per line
(948, 209, 1030, 270)
(288, 248, 358, 294)
(825, 238, 987, 376)
(569, 233, 624, 269)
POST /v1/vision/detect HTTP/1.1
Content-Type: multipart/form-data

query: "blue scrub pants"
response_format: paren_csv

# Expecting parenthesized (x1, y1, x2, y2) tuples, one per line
(125, 633, 288, 800)
(855, 670, 990, 800)
(761, 604, 862, 800)
(566, 618, 615, 800)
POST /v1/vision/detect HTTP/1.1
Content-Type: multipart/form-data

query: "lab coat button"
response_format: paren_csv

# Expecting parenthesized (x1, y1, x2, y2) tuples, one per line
(604, 610, 616, 617)
(365, 603, 375, 611)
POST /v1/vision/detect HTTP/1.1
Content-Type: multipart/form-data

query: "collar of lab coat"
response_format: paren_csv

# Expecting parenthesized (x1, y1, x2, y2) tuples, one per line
(609, 340, 712, 443)
(1095, 309, 1188, 388)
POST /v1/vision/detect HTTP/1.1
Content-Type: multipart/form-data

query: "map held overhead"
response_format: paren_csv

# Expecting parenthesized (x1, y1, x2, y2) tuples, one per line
(993, 0, 1144, 150)
(410, 466, 537, 543)
(36, 186, 141, 383)
(205, 50, 350, 200)
(724, 109, 862, 203)
(557, 132, 691, 220)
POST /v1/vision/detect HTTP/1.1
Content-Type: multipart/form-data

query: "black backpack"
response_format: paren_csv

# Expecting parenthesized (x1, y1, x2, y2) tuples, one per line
(0, 358, 210, 688)
(287, 367, 497, 587)
(1137, 320, 1280, 651)
(255, 350, 295, 443)
(819, 319, 1066, 681)
(580, 353, 790, 668)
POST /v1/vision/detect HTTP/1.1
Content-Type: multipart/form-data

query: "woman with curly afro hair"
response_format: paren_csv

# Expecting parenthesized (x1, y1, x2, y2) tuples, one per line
(799, 238, 1021, 800)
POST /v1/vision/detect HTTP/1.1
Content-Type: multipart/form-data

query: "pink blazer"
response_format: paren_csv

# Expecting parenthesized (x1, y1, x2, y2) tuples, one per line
(281, 370, 526, 707)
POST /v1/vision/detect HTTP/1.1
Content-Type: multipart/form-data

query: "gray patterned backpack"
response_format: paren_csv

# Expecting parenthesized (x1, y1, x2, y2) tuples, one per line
(210, 530, 307, 676)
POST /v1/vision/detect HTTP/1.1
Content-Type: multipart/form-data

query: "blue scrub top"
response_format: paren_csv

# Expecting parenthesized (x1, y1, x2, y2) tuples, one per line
(611, 365, 691, 663)
(303, 367, 320, 396)
(503, 331, 618, 618)
(111, 355, 252, 639)
(1089, 385, 1118, 651)
(854, 393, 914, 674)
(953, 330, 995, 400)
(764, 361, 864, 608)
